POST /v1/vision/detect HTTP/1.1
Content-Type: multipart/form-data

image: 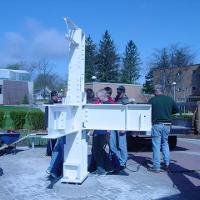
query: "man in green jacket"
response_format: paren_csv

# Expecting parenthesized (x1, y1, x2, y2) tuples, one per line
(148, 84, 179, 172)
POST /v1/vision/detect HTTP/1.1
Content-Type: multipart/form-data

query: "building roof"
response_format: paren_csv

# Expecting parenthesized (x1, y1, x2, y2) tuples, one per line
(0, 69, 29, 74)
(153, 63, 200, 71)
(86, 82, 142, 87)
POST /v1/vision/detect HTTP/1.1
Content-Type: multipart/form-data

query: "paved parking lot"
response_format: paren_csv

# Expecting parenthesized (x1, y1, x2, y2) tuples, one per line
(0, 138, 200, 200)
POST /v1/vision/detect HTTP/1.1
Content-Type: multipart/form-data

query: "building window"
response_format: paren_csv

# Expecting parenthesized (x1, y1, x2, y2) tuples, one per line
(0, 85, 2, 94)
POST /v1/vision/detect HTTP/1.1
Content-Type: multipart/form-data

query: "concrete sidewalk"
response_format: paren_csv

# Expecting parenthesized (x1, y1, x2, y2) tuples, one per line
(0, 139, 200, 200)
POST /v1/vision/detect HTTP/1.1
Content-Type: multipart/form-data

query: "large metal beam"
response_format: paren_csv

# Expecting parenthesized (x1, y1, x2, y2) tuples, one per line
(46, 18, 152, 184)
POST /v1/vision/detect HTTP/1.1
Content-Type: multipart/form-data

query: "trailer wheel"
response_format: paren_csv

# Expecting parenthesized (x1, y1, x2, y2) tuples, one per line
(127, 135, 151, 152)
(168, 135, 177, 150)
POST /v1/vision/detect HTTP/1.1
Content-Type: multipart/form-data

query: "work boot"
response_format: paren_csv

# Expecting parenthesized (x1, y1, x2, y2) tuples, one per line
(148, 167, 160, 173)
(162, 164, 170, 171)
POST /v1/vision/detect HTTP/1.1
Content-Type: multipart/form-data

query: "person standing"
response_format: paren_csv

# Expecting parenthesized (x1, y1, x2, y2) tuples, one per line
(45, 91, 65, 178)
(148, 84, 179, 172)
(85, 88, 96, 104)
(110, 85, 129, 171)
(90, 89, 111, 175)
(115, 85, 129, 105)
(104, 86, 115, 103)
(45, 90, 60, 156)
(46, 136, 65, 178)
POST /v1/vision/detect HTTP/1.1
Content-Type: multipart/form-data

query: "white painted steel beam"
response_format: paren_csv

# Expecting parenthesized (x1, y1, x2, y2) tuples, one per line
(46, 18, 152, 184)
(83, 104, 151, 131)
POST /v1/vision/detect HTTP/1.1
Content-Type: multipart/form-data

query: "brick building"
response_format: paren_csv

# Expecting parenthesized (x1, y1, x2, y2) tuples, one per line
(0, 69, 33, 105)
(153, 64, 200, 102)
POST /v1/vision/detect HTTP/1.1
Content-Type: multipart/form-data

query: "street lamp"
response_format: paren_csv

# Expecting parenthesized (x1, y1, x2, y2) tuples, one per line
(91, 76, 97, 92)
(172, 81, 176, 101)
(91, 76, 97, 81)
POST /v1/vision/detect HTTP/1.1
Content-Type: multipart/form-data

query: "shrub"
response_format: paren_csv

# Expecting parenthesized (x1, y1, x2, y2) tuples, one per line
(0, 111, 5, 128)
(10, 111, 27, 129)
(27, 111, 45, 130)
(22, 94, 29, 104)
(172, 113, 193, 120)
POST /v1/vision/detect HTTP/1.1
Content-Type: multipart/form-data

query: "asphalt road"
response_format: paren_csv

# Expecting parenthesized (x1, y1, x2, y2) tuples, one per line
(0, 138, 199, 200)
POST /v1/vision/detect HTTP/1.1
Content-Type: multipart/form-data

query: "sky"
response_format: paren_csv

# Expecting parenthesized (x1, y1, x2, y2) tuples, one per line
(0, 0, 200, 83)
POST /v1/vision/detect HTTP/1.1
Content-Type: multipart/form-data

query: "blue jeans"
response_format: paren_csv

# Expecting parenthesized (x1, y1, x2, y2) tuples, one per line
(109, 130, 128, 167)
(151, 124, 170, 170)
(47, 136, 65, 177)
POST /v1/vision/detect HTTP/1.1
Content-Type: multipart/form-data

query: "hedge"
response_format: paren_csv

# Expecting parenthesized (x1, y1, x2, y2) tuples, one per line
(0, 111, 5, 128)
(27, 111, 45, 130)
(172, 113, 193, 120)
(10, 111, 27, 129)
(4, 110, 46, 131)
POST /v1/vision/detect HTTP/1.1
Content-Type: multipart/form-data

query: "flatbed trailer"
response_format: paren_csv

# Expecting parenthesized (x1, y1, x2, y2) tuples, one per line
(127, 124, 195, 151)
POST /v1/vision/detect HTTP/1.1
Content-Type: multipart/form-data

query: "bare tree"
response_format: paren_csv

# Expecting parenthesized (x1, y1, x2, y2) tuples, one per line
(33, 59, 65, 98)
(148, 44, 196, 95)
(149, 44, 195, 69)
(169, 44, 195, 68)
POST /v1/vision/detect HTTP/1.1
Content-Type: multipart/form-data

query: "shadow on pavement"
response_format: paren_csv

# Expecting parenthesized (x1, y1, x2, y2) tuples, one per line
(128, 144, 188, 153)
(0, 167, 3, 176)
(166, 163, 200, 199)
(155, 193, 192, 200)
(130, 155, 200, 200)
(0, 147, 25, 156)
(171, 146, 188, 151)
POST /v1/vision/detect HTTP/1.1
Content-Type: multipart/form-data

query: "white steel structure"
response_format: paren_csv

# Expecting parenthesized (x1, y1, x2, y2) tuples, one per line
(46, 18, 152, 184)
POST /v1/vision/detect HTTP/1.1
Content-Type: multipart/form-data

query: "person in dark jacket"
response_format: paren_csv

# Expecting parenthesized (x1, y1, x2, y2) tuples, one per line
(45, 91, 60, 156)
(115, 85, 129, 105)
(85, 88, 96, 103)
(148, 84, 179, 173)
(90, 89, 111, 175)
(46, 136, 65, 178)
(45, 90, 64, 178)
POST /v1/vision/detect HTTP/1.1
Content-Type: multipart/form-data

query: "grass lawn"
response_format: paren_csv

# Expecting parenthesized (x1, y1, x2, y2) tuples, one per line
(0, 105, 40, 112)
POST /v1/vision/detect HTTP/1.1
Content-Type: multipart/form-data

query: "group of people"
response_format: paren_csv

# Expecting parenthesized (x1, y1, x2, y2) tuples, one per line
(86, 85, 130, 176)
(46, 84, 179, 178)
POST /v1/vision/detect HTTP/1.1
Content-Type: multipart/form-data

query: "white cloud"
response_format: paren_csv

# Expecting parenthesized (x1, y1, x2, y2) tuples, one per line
(31, 29, 68, 59)
(0, 18, 69, 67)
(4, 32, 26, 59)
(25, 18, 43, 33)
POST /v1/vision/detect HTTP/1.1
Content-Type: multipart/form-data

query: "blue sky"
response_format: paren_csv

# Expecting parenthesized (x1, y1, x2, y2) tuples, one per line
(0, 0, 200, 83)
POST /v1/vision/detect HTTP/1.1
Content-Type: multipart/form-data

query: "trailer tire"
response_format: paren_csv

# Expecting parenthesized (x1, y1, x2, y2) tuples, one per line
(127, 135, 177, 152)
(127, 135, 151, 152)
(168, 135, 177, 150)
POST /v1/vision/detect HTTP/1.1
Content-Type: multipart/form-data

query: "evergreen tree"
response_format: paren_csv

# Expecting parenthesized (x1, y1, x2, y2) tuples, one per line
(96, 30, 120, 82)
(85, 36, 97, 82)
(22, 94, 29, 104)
(143, 69, 154, 94)
(121, 40, 141, 83)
